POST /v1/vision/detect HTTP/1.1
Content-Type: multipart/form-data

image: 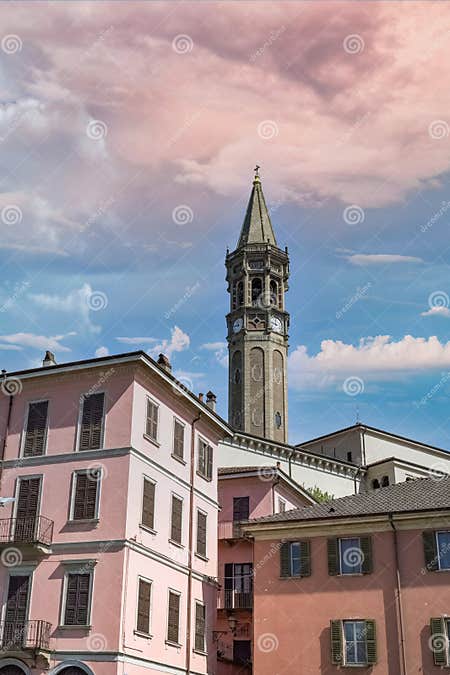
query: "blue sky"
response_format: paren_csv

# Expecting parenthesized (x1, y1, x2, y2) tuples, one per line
(2, 2, 450, 449)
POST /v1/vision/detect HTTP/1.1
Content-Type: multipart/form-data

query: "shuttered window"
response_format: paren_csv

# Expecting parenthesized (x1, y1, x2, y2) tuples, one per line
(173, 419, 184, 460)
(197, 439, 213, 480)
(136, 578, 152, 634)
(330, 619, 377, 666)
(196, 510, 207, 558)
(233, 496, 249, 522)
(79, 393, 104, 451)
(280, 540, 311, 578)
(194, 602, 206, 653)
(430, 617, 450, 666)
(23, 401, 48, 456)
(328, 536, 372, 575)
(64, 573, 91, 626)
(72, 471, 99, 520)
(170, 495, 183, 544)
(141, 479, 155, 530)
(146, 399, 159, 441)
(167, 591, 180, 644)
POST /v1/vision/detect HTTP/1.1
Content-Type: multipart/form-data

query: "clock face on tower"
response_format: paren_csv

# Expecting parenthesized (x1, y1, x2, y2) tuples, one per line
(233, 318, 243, 333)
(270, 316, 283, 333)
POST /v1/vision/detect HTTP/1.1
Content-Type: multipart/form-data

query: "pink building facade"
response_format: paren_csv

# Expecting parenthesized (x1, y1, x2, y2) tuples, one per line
(0, 351, 231, 675)
(244, 476, 450, 675)
(215, 467, 314, 674)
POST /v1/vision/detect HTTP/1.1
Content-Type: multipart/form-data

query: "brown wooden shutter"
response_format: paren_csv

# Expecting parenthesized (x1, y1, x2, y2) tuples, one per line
(141, 479, 155, 529)
(194, 602, 206, 652)
(173, 420, 184, 459)
(365, 619, 377, 664)
(167, 591, 180, 644)
(206, 444, 213, 480)
(136, 579, 151, 634)
(361, 536, 373, 574)
(327, 538, 339, 575)
(23, 401, 48, 456)
(196, 511, 207, 557)
(330, 619, 343, 664)
(64, 573, 90, 625)
(146, 400, 158, 440)
(430, 617, 447, 666)
(79, 393, 104, 451)
(73, 472, 98, 520)
(300, 540, 311, 577)
(198, 440, 205, 476)
(280, 541, 290, 577)
(233, 497, 250, 522)
(423, 531, 439, 571)
(171, 496, 183, 544)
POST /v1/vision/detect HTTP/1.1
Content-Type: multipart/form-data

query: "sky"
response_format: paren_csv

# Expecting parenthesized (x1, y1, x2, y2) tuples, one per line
(1, 1, 450, 448)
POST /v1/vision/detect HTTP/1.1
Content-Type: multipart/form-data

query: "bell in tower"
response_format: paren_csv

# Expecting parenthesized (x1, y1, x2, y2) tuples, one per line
(225, 167, 290, 443)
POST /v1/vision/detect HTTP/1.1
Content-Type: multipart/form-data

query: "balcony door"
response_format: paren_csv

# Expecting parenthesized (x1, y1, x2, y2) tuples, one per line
(14, 477, 41, 542)
(224, 563, 253, 609)
(2, 575, 31, 648)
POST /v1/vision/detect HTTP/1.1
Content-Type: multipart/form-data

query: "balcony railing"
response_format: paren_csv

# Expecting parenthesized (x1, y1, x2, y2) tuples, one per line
(218, 521, 243, 540)
(0, 620, 51, 652)
(0, 516, 53, 548)
(218, 589, 253, 610)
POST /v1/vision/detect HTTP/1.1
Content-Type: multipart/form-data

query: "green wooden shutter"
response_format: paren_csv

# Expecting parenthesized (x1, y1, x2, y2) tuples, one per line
(330, 620, 343, 664)
(300, 540, 311, 577)
(430, 617, 448, 666)
(280, 541, 290, 577)
(361, 536, 373, 574)
(423, 531, 439, 571)
(327, 538, 339, 576)
(365, 619, 377, 664)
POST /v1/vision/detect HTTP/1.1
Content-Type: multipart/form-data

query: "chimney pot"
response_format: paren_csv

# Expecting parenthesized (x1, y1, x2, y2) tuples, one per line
(157, 353, 172, 373)
(198, 392, 204, 402)
(206, 390, 217, 411)
(43, 351, 56, 367)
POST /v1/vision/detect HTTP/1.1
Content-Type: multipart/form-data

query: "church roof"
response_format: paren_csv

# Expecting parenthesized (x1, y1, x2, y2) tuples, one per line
(237, 171, 277, 248)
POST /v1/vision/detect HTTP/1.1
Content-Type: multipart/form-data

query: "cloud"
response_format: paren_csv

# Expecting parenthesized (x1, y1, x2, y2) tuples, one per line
(347, 254, 424, 266)
(95, 346, 109, 357)
(117, 327, 190, 360)
(201, 342, 227, 350)
(421, 306, 450, 318)
(30, 284, 104, 333)
(289, 335, 450, 389)
(0, 332, 75, 353)
(201, 341, 228, 367)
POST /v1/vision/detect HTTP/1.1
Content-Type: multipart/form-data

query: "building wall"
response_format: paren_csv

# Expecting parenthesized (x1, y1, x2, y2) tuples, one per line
(301, 429, 363, 465)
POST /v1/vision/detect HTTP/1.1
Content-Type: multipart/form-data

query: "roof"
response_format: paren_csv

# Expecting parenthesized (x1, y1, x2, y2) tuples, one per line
(2, 350, 232, 436)
(237, 174, 277, 247)
(218, 465, 318, 504)
(246, 474, 450, 525)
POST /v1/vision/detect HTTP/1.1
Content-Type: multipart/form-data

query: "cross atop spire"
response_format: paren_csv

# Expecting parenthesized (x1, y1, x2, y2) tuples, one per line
(237, 167, 277, 248)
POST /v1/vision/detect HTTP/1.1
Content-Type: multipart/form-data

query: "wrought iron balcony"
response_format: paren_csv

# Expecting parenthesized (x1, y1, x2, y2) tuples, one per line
(0, 620, 51, 653)
(0, 516, 53, 549)
(218, 589, 253, 610)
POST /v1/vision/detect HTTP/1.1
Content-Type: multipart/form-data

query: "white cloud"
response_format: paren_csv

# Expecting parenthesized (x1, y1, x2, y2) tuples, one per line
(147, 326, 190, 359)
(347, 254, 424, 266)
(201, 342, 227, 351)
(201, 341, 228, 367)
(30, 283, 102, 333)
(0, 344, 23, 351)
(95, 346, 109, 357)
(421, 306, 450, 318)
(0, 332, 75, 353)
(289, 335, 450, 389)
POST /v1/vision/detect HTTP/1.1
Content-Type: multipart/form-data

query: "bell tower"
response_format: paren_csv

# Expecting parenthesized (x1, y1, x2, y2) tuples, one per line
(226, 167, 289, 443)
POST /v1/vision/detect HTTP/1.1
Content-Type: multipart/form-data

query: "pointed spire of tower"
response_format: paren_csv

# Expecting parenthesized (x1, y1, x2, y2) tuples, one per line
(237, 166, 277, 248)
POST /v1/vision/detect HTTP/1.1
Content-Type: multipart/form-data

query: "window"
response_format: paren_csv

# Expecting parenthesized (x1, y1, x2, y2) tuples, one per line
(237, 281, 244, 307)
(330, 619, 377, 666)
(173, 419, 184, 460)
(197, 439, 213, 480)
(280, 541, 311, 578)
(136, 578, 152, 634)
(196, 510, 207, 558)
(63, 572, 92, 626)
(145, 399, 159, 442)
(141, 478, 155, 530)
(194, 602, 206, 653)
(371, 479, 380, 489)
(328, 536, 372, 576)
(71, 470, 100, 520)
(274, 411, 282, 429)
(79, 392, 104, 451)
(278, 499, 286, 513)
(23, 401, 48, 457)
(233, 496, 249, 522)
(381, 475, 390, 487)
(233, 640, 251, 665)
(224, 563, 253, 609)
(170, 495, 183, 545)
(269, 279, 278, 306)
(251, 277, 262, 304)
(430, 617, 450, 666)
(167, 591, 180, 644)
(423, 530, 450, 571)
(346, 451, 352, 463)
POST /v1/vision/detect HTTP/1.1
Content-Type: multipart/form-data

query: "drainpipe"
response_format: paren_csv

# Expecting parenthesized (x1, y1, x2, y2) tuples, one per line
(389, 513, 407, 675)
(186, 411, 201, 675)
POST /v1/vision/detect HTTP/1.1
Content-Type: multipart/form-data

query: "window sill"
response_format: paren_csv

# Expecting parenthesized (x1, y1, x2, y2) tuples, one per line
(143, 434, 160, 448)
(169, 538, 184, 549)
(67, 518, 99, 525)
(77, 446, 103, 452)
(195, 552, 209, 562)
(139, 524, 157, 535)
(165, 640, 182, 648)
(193, 648, 208, 656)
(171, 453, 186, 465)
(58, 624, 91, 631)
(196, 471, 212, 483)
(134, 630, 153, 639)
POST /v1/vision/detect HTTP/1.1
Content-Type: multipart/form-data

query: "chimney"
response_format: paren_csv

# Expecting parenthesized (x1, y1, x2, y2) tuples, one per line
(42, 351, 56, 367)
(206, 390, 216, 411)
(198, 392, 204, 402)
(157, 353, 172, 373)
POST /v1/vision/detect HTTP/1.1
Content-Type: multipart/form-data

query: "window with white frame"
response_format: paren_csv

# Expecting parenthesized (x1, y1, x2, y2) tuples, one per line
(330, 619, 376, 666)
(70, 469, 101, 521)
(62, 570, 93, 626)
(344, 620, 368, 665)
(339, 537, 362, 575)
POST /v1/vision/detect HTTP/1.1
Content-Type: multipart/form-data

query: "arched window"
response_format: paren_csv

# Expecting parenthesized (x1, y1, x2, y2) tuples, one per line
(0, 666, 27, 675)
(58, 670, 87, 675)
(381, 475, 390, 487)
(274, 411, 282, 429)
(237, 282, 244, 307)
(251, 278, 262, 304)
(371, 479, 380, 490)
(234, 368, 241, 384)
(270, 279, 278, 307)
